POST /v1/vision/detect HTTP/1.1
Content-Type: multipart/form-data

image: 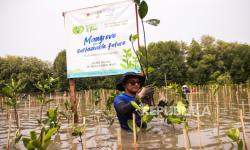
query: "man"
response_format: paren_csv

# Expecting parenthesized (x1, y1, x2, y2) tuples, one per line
(113, 72, 154, 130)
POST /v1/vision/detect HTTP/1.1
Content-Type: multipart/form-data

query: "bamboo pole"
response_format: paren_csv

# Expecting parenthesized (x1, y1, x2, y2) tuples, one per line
(6, 114, 11, 150)
(183, 128, 191, 150)
(240, 109, 250, 150)
(117, 128, 122, 150)
(18, 112, 21, 129)
(83, 117, 86, 150)
(132, 113, 137, 146)
(196, 103, 203, 149)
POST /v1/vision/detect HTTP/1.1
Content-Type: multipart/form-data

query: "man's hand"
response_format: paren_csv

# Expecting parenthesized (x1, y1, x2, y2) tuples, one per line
(137, 84, 154, 99)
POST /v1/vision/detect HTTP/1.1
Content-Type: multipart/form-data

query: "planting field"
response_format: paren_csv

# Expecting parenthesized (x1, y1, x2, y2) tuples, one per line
(0, 85, 250, 149)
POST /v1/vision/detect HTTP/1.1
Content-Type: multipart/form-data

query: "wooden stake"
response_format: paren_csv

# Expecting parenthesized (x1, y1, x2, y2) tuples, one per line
(183, 128, 191, 150)
(18, 112, 21, 129)
(83, 117, 86, 150)
(196, 103, 203, 149)
(117, 128, 122, 150)
(240, 109, 250, 150)
(6, 115, 11, 150)
(132, 113, 137, 146)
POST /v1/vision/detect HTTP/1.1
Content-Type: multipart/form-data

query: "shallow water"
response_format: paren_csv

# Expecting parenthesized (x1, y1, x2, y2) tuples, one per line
(0, 86, 250, 149)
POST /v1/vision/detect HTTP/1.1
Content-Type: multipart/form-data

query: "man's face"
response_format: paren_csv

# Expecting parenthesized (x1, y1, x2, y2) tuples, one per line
(123, 77, 141, 94)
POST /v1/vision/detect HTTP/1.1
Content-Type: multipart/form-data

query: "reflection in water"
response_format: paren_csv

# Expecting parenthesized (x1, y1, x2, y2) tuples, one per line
(0, 86, 250, 149)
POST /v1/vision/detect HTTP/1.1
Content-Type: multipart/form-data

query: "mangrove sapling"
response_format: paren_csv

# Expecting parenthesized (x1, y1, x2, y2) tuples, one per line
(34, 76, 58, 121)
(128, 97, 155, 132)
(22, 127, 57, 150)
(1, 78, 26, 129)
(226, 128, 243, 150)
(7, 129, 23, 150)
(102, 92, 117, 126)
(60, 100, 73, 124)
(72, 125, 86, 150)
(42, 107, 61, 131)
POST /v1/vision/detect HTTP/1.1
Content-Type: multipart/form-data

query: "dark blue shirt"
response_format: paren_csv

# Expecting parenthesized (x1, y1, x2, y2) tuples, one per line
(113, 93, 142, 130)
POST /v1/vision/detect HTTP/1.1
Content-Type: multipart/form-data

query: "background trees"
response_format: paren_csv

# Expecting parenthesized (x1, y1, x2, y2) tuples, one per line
(1, 35, 250, 92)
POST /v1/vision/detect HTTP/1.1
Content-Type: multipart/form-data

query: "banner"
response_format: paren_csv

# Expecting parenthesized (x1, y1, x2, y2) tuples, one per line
(64, 0, 141, 78)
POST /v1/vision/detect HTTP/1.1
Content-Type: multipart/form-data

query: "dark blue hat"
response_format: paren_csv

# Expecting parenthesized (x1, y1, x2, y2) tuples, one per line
(116, 72, 145, 91)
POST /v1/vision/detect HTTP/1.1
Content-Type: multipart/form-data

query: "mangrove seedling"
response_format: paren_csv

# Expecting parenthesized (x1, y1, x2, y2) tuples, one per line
(1, 78, 26, 129)
(72, 125, 86, 150)
(226, 128, 243, 150)
(34, 76, 58, 121)
(102, 92, 117, 126)
(59, 100, 73, 124)
(128, 97, 155, 131)
(41, 107, 61, 131)
(22, 127, 57, 150)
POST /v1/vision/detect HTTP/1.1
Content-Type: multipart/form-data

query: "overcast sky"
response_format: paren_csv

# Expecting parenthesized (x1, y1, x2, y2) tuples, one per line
(0, 0, 249, 62)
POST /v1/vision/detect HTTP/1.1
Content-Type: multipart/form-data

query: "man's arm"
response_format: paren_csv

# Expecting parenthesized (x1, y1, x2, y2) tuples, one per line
(115, 101, 135, 116)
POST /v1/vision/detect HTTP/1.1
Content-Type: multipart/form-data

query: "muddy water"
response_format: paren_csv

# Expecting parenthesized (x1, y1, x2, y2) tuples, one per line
(0, 86, 250, 150)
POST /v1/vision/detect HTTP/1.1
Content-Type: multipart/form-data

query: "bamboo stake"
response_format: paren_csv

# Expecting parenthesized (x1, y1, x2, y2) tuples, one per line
(132, 113, 137, 146)
(117, 128, 122, 150)
(6, 115, 11, 150)
(83, 117, 86, 150)
(240, 109, 250, 150)
(183, 128, 191, 150)
(196, 103, 203, 149)
(18, 112, 21, 129)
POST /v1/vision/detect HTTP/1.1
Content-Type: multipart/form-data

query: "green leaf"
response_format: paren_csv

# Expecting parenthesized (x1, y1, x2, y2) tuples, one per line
(22, 138, 30, 148)
(227, 128, 240, 141)
(127, 119, 140, 132)
(238, 139, 243, 150)
(130, 101, 141, 111)
(142, 115, 154, 123)
(166, 115, 182, 124)
(142, 104, 149, 113)
(2, 86, 13, 98)
(148, 66, 155, 73)
(44, 128, 57, 142)
(139, 1, 148, 19)
(176, 101, 187, 115)
(30, 131, 37, 140)
(145, 19, 160, 26)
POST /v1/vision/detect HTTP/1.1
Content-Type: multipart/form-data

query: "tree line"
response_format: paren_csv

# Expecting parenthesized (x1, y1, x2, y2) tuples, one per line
(1, 35, 250, 92)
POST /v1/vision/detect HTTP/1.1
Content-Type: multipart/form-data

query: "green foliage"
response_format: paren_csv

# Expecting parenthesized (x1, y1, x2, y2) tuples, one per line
(102, 92, 117, 126)
(1, 78, 26, 129)
(226, 128, 243, 150)
(130, 101, 142, 111)
(129, 34, 139, 42)
(106, 91, 117, 111)
(93, 90, 101, 106)
(53, 50, 68, 91)
(71, 125, 86, 150)
(209, 83, 219, 96)
(34, 76, 59, 121)
(127, 119, 140, 133)
(138, 1, 148, 19)
(145, 19, 160, 26)
(120, 48, 140, 69)
(0, 56, 51, 92)
(22, 127, 57, 150)
(42, 107, 61, 130)
(166, 115, 183, 124)
(103, 110, 115, 126)
(72, 25, 84, 34)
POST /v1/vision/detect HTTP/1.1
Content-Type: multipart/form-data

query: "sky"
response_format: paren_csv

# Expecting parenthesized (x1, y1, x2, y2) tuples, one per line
(0, 0, 250, 62)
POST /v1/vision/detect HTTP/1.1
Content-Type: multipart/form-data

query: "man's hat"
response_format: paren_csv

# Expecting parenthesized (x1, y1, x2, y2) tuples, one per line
(116, 72, 145, 91)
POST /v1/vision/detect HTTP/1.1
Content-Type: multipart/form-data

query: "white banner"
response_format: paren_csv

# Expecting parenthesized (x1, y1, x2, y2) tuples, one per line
(64, 0, 141, 78)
